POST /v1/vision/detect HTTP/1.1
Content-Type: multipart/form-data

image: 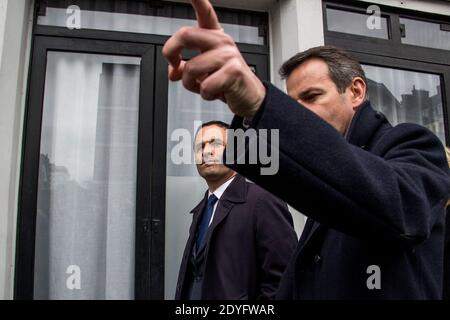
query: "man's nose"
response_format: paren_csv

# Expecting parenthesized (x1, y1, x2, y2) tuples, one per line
(204, 143, 215, 154)
(202, 145, 214, 159)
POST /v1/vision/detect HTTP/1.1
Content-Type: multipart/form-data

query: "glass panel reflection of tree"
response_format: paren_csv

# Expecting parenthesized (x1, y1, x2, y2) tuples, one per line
(363, 64, 444, 143)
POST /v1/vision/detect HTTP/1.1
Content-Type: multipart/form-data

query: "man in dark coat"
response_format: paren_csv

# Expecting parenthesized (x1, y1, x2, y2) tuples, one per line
(164, 1, 450, 299)
(175, 121, 297, 300)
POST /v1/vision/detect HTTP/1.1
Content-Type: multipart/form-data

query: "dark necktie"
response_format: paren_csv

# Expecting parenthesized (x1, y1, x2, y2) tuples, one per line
(196, 194, 218, 251)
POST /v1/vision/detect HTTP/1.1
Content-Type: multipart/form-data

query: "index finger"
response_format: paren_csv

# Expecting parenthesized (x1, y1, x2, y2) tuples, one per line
(192, 0, 221, 30)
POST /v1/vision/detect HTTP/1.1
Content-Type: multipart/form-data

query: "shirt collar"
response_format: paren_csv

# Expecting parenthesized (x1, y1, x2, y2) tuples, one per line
(208, 176, 236, 200)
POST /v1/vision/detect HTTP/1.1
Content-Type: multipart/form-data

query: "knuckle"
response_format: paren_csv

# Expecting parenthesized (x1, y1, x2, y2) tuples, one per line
(199, 82, 213, 100)
(178, 26, 192, 38)
(182, 75, 197, 92)
(182, 75, 192, 90)
(225, 59, 243, 77)
(220, 46, 238, 61)
(161, 43, 170, 57)
(199, 81, 208, 94)
(183, 61, 194, 75)
(221, 33, 235, 46)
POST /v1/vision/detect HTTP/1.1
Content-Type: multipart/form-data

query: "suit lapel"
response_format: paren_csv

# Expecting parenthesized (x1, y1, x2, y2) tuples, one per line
(291, 219, 327, 272)
(187, 192, 208, 257)
(196, 175, 246, 255)
(298, 218, 316, 244)
(297, 219, 322, 249)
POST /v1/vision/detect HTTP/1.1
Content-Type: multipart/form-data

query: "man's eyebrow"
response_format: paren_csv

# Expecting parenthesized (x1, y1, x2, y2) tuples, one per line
(298, 88, 324, 98)
(194, 137, 222, 146)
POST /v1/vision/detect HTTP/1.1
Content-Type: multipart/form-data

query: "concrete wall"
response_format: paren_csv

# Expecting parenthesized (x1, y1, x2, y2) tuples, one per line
(0, 0, 34, 300)
(267, 0, 326, 234)
(269, 0, 325, 90)
(0, 1, 7, 61)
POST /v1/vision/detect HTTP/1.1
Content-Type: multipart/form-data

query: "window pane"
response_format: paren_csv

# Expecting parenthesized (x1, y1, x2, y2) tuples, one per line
(164, 81, 233, 299)
(326, 7, 389, 39)
(37, 7, 264, 45)
(34, 52, 140, 299)
(363, 64, 445, 143)
(163, 76, 305, 299)
(400, 17, 450, 51)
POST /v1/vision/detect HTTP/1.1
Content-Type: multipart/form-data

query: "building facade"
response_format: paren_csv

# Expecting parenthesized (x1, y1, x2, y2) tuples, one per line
(0, 0, 449, 299)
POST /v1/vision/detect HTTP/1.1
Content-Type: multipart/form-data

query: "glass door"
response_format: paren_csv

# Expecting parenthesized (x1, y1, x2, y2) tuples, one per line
(363, 64, 445, 142)
(16, 37, 155, 299)
(152, 49, 302, 299)
(351, 52, 450, 145)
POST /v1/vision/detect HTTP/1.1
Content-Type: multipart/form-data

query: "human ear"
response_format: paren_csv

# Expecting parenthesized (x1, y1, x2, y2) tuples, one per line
(349, 77, 366, 109)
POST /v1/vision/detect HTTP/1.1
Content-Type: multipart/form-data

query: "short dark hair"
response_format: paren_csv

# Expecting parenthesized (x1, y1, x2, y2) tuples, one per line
(279, 45, 367, 94)
(193, 120, 230, 149)
(195, 120, 229, 137)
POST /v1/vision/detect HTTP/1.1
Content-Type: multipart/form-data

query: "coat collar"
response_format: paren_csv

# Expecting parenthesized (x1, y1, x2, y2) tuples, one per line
(345, 100, 386, 149)
(219, 174, 247, 204)
(189, 174, 247, 215)
(190, 191, 209, 215)
(207, 174, 247, 229)
(190, 174, 247, 254)
(299, 101, 388, 253)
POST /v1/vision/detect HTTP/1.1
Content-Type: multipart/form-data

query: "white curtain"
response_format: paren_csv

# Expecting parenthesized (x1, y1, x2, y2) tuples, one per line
(400, 18, 450, 51)
(34, 51, 140, 299)
(38, 7, 264, 45)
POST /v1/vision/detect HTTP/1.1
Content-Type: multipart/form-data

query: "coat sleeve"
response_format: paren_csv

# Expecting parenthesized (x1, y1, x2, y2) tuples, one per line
(226, 83, 450, 247)
(252, 191, 298, 300)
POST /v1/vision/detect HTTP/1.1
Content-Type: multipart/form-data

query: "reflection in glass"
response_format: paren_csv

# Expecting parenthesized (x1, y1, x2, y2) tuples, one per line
(363, 64, 444, 142)
(163, 78, 306, 299)
(400, 17, 450, 51)
(164, 81, 233, 299)
(34, 52, 141, 299)
(326, 7, 389, 39)
(38, 7, 264, 45)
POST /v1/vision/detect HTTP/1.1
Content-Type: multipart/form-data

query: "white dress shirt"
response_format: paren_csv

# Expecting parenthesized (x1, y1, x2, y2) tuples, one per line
(207, 176, 236, 226)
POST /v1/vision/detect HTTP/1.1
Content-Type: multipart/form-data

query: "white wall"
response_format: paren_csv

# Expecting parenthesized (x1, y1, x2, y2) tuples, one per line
(267, 0, 325, 236)
(0, 1, 7, 63)
(269, 0, 325, 90)
(0, 0, 34, 300)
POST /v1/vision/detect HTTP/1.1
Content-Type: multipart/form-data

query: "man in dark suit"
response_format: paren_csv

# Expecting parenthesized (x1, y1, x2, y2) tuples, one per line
(175, 121, 297, 300)
(164, 1, 450, 299)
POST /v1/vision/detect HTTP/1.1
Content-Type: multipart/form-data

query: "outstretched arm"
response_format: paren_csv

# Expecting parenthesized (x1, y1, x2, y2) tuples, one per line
(162, 0, 266, 118)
